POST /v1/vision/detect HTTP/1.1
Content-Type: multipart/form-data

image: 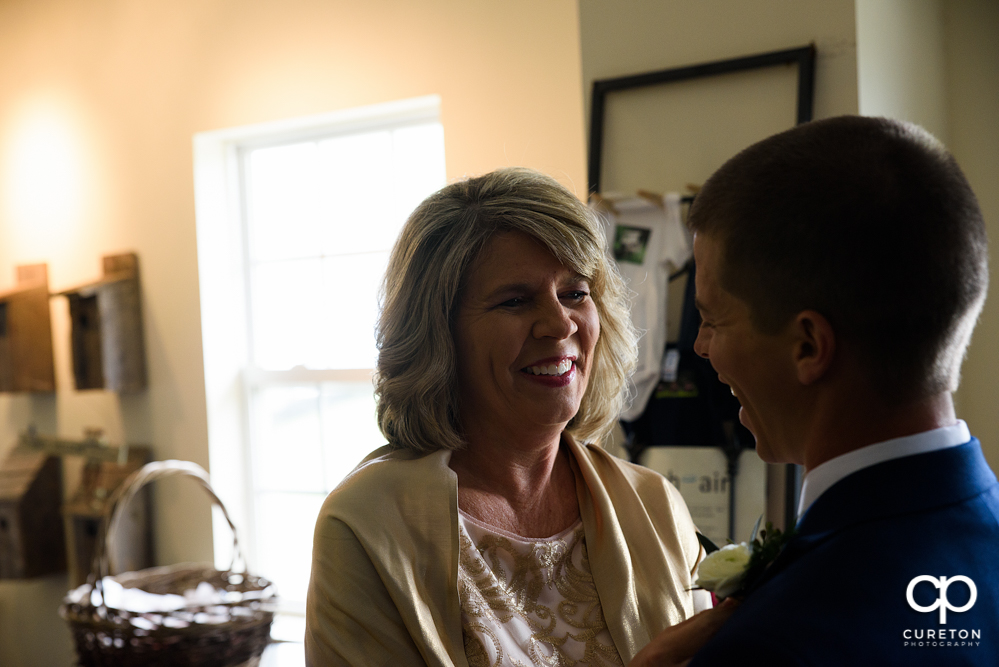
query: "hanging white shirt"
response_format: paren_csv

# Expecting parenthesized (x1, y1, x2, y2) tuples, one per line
(596, 193, 691, 421)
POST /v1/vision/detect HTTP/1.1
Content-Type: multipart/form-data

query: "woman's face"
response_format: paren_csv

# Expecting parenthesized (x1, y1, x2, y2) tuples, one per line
(454, 231, 600, 439)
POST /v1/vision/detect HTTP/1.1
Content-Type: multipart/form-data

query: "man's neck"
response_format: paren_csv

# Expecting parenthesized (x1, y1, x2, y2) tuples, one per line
(800, 391, 957, 472)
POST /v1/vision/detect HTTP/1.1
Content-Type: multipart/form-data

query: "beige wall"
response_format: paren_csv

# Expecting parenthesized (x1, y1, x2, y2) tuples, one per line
(0, 1, 586, 664)
(856, 0, 949, 140)
(946, 0, 999, 471)
(856, 0, 999, 470)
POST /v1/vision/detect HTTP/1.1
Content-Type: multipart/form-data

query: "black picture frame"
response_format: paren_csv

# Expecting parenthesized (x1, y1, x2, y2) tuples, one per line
(587, 44, 816, 194)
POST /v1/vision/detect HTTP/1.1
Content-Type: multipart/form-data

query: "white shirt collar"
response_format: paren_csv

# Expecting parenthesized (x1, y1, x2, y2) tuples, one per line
(797, 420, 971, 520)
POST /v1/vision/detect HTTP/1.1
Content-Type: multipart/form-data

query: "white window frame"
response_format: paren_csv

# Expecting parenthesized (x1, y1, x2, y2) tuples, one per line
(192, 95, 442, 595)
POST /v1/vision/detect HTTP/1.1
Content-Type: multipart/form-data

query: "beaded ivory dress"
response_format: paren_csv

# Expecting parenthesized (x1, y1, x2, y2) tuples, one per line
(458, 510, 625, 667)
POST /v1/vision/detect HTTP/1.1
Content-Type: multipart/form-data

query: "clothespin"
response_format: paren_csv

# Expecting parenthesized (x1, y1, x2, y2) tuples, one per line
(636, 189, 665, 208)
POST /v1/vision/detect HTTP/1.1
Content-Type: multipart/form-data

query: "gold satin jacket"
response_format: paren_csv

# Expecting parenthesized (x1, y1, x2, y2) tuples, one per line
(305, 435, 704, 666)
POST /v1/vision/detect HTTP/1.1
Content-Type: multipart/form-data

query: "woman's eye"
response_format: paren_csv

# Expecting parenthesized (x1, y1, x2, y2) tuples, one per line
(563, 290, 589, 301)
(499, 297, 527, 308)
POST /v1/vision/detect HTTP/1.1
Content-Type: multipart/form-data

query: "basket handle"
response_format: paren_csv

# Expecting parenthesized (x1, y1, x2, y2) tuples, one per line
(92, 460, 244, 583)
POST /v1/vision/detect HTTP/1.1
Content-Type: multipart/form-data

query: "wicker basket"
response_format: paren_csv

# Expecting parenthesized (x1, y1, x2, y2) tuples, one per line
(60, 460, 277, 667)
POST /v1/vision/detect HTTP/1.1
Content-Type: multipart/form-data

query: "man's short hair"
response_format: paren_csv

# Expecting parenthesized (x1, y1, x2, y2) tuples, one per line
(688, 115, 988, 401)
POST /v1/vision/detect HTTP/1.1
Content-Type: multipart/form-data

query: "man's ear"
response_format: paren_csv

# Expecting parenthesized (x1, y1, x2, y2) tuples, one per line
(792, 310, 835, 385)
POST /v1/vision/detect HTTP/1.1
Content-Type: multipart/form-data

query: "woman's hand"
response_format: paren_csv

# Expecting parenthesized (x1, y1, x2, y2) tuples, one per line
(629, 597, 740, 667)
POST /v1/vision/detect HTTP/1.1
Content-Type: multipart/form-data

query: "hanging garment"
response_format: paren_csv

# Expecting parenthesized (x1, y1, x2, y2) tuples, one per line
(596, 193, 691, 421)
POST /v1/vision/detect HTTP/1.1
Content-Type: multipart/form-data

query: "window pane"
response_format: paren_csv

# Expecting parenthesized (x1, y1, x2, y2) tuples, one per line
(320, 253, 387, 369)
(321, 381, 385, 489)
(317, 131, 396, 255)
(255, 490, 326, 608)
(251, 259, 330, 369)
(246, 142, 328, 262)
(251, 386, 325, 493)
(233, 106, 447, 627)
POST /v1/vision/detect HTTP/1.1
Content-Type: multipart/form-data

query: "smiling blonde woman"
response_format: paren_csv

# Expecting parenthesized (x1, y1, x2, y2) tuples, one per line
(305, 168, 717, 667)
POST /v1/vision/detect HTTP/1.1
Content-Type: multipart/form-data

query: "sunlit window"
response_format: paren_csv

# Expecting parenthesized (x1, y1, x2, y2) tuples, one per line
(245, 123, 445, 370)
(193, 98, 446, 649)
(243, 120, 446, 616)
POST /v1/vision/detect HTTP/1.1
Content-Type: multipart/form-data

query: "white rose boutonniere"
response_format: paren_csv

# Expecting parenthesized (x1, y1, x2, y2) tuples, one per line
(693, 520, 795, 600)
(694, 543, 752, 599)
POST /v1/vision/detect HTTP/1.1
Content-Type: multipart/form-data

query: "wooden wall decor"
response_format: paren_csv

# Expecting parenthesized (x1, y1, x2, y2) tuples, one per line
(58, 253, 147, 393)
(0, 448, 66, 579)
(63, 447, 153, 587)
(0, 264, 56, 393)
(19, 428, 154, 587)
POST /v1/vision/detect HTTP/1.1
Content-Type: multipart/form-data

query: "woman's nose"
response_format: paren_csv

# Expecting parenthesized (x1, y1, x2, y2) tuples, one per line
(533, 298, 577, 339)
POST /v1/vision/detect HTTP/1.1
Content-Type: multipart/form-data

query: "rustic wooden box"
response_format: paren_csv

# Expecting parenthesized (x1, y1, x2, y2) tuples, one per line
(60, 253, 147, 393)
(63, 446, 153, 587)
(0, 264, 55, 393)
(0, 449, 66, 579)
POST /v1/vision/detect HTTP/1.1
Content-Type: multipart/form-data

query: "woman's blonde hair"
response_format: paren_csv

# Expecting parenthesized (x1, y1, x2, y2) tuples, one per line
(376, 167, 638, 453)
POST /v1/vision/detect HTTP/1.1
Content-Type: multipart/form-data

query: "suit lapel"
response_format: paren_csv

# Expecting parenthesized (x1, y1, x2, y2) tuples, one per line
(747, 440, 996, 594)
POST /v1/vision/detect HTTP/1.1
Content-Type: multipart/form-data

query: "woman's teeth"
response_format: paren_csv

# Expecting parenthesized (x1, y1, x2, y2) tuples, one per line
(528, 360, 572, 376)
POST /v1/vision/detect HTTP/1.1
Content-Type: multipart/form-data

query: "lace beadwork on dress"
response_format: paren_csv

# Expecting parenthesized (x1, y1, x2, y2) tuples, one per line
(457, 511, 624, 667)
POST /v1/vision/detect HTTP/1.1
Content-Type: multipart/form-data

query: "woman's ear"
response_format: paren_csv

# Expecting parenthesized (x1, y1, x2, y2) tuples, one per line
(792, 310, 836, 385)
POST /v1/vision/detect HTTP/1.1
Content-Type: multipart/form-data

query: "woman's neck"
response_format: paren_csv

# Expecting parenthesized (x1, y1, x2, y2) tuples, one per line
(449, 432, 580, 538)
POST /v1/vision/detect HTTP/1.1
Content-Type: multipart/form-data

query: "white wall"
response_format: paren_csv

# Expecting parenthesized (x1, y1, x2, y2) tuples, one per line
(0, 1, 586, 664)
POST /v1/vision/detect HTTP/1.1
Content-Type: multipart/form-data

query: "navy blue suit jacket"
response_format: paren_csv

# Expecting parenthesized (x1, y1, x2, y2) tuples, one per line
(689, 439, 999, 666)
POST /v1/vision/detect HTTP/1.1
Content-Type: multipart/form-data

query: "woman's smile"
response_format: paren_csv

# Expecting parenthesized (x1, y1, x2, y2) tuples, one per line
(521, 356, 577, 386)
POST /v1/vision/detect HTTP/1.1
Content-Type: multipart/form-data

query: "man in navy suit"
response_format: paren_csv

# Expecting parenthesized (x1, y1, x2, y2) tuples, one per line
(676, 116, 999, 665)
